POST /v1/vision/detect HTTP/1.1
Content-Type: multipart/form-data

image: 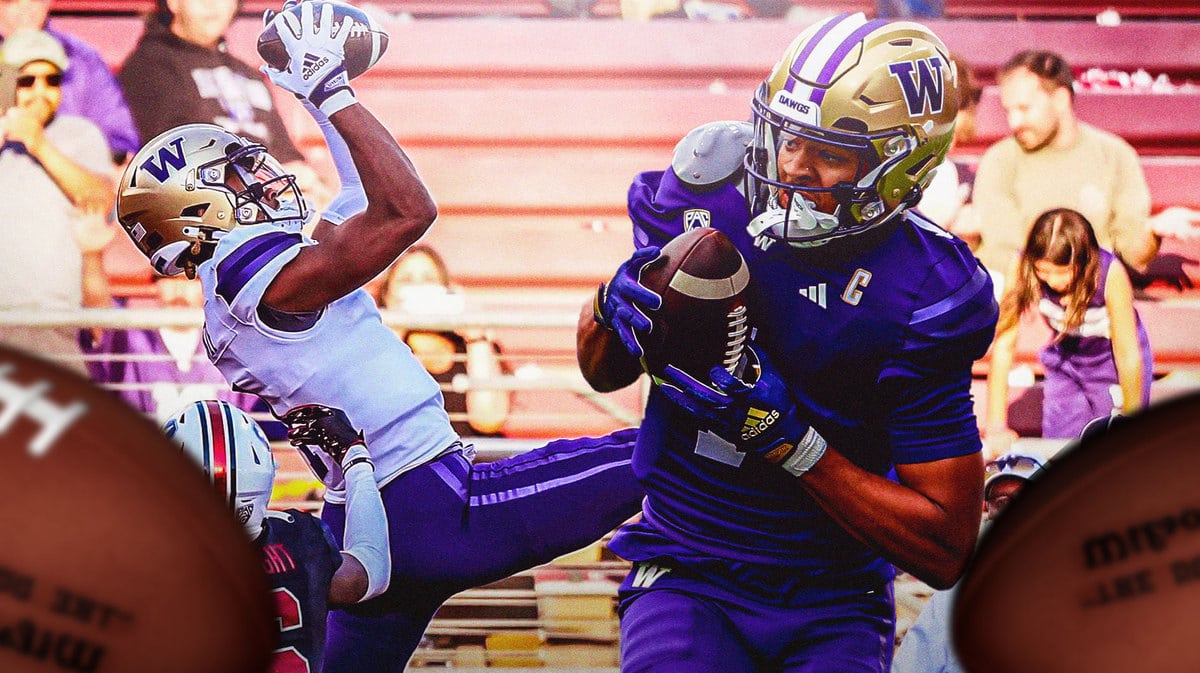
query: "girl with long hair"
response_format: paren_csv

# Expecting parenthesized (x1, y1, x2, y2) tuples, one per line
(986, 208, 1152, 450)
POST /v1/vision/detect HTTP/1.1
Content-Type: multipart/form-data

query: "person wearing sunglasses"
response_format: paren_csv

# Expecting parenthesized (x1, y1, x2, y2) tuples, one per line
(0, 0, 140, 163)
(0, 29, 115, 375)
(892, 452, 1044, 673)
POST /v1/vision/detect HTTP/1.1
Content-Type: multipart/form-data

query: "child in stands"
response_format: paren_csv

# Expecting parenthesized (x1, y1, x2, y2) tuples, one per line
(986, 208, 1152, 454)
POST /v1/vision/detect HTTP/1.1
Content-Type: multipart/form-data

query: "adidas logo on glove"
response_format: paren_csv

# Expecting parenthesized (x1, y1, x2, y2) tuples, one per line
(301, 52, 329, 80)
(741, 407, 779, 441)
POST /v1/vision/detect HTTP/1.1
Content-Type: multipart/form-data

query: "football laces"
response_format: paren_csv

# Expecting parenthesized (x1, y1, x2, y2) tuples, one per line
(0, 363, 89, 458)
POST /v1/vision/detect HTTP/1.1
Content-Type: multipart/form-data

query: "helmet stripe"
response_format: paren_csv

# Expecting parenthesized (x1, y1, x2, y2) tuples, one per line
(201, 400, 233, 510)
(811, 19, 889, 104)
(789, 12, 852, 90)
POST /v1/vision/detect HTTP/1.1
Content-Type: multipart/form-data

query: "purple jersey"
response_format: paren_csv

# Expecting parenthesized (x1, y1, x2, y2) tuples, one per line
(260, 509, 342, 673)
(1038, 249, 1153, 437)
(610, 168, 997, 595)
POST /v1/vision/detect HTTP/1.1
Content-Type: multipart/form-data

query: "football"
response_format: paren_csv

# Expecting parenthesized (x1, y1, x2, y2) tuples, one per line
(0, 346, 274, 673)
(954, 391, 1200, 673)
(637, 226, 750, 383)
(257, 0, 389, 80)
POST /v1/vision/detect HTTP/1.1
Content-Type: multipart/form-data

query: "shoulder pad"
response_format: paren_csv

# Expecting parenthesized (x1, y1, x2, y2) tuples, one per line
(671, 121, 753, 188)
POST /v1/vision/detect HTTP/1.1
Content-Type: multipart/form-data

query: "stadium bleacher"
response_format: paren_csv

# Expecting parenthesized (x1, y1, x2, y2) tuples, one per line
(68, 10, 1200, 442)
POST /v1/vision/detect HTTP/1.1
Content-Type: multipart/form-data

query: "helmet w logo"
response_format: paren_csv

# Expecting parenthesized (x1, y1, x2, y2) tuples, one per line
(887, 57, 946, 117)
(140, 137, 187, 183)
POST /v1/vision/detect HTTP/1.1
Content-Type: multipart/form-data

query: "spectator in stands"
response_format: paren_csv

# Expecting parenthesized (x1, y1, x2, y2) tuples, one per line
(0, 0, 139, 163)
(875, 0, 944, 18)
(619, 0, 686, 19)
(891, 452, 1044, 673)
(918, 52, 982, 249)
(985, 208, 1151, 457)
(0, 29, 114, 375)
(85, 274, 262, 424)
(373, 245, 510, 437)
(117, 0, 313, 180)
(973, 49, 1193, 279)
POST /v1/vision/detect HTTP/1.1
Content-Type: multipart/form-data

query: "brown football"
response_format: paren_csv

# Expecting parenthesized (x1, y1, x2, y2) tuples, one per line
(257, 0, 389, 80)
(0, 345, 274, 673)
(954, 391, 1200, 673)
(638, 226, 750, 383)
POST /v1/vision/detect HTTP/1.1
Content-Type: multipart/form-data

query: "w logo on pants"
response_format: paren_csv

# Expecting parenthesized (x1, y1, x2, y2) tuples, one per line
(630, 563, 672, 589)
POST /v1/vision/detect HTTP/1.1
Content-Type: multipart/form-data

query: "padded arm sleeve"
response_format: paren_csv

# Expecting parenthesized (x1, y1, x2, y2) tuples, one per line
(305, 100, 367, 225)
(339, 443, 391, 601)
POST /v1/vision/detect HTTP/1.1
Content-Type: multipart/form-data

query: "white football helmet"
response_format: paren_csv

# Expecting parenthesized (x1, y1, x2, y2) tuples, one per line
(745, 12, 959, 248)
(162, 400, 276, 539)
(117, 124, 307, 278)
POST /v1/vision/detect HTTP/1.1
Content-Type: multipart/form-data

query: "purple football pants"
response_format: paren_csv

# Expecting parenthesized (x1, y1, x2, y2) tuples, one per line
(618, 561, 895, 673)
(319, 427, 643, 673)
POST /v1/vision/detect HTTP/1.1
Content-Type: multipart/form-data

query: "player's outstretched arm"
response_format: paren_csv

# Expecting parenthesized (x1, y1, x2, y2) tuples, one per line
(259, 2, 437, 312)
(283, 405, 391, 606)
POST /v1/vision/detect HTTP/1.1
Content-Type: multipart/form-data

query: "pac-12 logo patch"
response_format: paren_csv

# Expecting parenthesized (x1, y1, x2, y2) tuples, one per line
(684, 209, 711, 231)
(887, 57, 946, 117)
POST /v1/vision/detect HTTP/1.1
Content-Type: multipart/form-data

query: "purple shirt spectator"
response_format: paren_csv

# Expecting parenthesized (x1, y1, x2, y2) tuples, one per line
(45, 22, 140, 162)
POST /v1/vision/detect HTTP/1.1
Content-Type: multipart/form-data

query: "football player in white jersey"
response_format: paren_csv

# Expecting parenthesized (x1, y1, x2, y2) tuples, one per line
(115, 4, 642, 671)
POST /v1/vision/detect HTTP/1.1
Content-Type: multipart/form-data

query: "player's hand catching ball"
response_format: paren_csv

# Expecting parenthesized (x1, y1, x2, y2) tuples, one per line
(283, 403, 373, 472)
(658, 344, 827, 476)
(259, 1, 356, 115)
(594, 246, 662, 358)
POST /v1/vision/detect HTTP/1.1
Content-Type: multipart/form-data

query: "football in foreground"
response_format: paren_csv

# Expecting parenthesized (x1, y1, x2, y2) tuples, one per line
(0, 345, 274, 673)
(954, 391, 1200, 673)
(258, 0, 389, 80)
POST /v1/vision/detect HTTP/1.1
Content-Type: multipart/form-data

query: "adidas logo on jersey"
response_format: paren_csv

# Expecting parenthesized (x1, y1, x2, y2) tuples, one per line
(741, 407, 779, 441)
(799, 283, 827, 309)
(301, 52, 329, 80)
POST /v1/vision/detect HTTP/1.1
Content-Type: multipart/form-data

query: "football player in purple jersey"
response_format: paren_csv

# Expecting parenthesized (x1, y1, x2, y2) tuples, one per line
(164, 400, 389, 673)
(578, 13, 998, 672)
(114, 3, 642, 672)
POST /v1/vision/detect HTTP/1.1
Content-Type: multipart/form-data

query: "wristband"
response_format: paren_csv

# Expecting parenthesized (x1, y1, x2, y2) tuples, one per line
(309, 66, 356, 117)
(777, 427, 828, 478)
(341, 442, 374, 473)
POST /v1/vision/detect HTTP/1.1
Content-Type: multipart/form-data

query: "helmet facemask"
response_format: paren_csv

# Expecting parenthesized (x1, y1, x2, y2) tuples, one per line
(205, 143, 307, 231)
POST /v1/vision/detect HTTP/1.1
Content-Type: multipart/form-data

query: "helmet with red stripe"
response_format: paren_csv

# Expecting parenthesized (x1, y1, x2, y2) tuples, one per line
(163, 400, 275, 539)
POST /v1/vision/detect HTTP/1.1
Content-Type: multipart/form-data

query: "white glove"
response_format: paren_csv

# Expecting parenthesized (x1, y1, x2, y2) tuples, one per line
(260, 1, 357, 116)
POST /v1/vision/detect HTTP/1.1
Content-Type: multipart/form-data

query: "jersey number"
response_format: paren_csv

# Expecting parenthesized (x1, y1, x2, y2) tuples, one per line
(270, 588, 312, 673)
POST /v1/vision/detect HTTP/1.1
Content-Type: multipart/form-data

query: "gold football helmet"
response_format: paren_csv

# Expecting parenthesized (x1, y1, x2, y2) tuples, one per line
(745, 13, 959, 248)
(117, 124, 306, 278)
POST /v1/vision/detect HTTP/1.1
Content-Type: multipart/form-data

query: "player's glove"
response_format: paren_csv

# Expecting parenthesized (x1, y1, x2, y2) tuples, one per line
(594, 246, 663, 358)
(282, 403, 373, 472)
(259, 0, 356, 116)
(657, 344, 827, 477)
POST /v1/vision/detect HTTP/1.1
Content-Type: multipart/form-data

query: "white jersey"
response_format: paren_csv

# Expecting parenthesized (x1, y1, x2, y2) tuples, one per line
(198, 224, 459, 494)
